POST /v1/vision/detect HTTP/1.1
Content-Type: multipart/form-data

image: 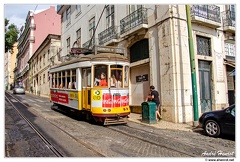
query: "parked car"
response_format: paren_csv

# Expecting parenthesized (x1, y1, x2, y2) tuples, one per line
(13, 86, 25, 94)
(198, 104, 235, 137)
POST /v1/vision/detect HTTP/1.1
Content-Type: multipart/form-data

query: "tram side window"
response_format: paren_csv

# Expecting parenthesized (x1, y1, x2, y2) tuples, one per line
(72, 70, 76, 89)
(124, 66, 129, 87)
(62, 71, 66, 88)
(58, 72, 62, 88)
(110, 65, 123, 88)
(66, 70, 71, 89)
(53, 73, 57, 88)
(94, 65, 108, 87)
(51, 73, 54, 88)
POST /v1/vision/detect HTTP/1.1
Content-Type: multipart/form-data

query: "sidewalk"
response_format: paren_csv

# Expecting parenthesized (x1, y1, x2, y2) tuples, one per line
(128, 113, 196, 132)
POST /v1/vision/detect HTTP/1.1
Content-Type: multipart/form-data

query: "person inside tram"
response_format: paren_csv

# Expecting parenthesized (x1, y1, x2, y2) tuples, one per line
(116, 75, 122, 88)
(99, 72, 107, 86)
(59, 82, 64, 88)
(94, 75, 100, 86)
(68, 81, 72, 89)
(73, 78, 76, 89)
(110, 74, 117, 87)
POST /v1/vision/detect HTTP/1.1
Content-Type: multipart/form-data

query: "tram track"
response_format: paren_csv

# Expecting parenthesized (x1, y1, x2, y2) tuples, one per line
(5, 93, 64, 157)
(5, 91, 106, 157)
(107, 124, 207, 157)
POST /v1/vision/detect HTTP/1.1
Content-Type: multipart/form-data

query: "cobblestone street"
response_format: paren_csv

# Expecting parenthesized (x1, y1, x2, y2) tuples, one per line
(5, 92, 235, 158)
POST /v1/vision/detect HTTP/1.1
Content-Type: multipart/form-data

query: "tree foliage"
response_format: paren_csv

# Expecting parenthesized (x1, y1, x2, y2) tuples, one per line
(5, 18, 19, 53)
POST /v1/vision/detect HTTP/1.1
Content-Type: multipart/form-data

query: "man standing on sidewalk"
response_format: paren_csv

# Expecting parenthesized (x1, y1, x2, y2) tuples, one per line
(146, 85, 161, 121)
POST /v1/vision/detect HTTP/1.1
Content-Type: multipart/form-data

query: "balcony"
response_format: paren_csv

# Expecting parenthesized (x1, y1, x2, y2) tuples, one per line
(29, 36, 35, 43)
(222, 10, 235, 33)
(82, 38, 96, 49)
(98, 26, 118, 45)
(120, 7, 148, 36)
(190, 5, 221, 28)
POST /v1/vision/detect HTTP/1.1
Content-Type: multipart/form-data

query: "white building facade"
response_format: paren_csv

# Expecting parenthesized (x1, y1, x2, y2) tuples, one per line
(56, 4, 235, 123)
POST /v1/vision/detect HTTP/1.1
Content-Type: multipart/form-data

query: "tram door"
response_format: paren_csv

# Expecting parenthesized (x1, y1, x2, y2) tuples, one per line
(82, 68, 92, 109)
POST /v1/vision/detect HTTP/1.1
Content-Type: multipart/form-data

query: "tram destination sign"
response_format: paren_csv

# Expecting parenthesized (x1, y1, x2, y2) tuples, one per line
(70, 48, 90, 54)
(95, 45, 126, 55)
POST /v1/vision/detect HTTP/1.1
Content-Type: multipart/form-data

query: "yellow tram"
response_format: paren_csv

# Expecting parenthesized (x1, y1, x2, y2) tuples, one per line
(49, 46, 130, 125)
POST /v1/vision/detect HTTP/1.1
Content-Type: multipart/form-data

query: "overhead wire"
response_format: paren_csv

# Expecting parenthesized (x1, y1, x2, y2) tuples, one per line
(88, 5, 107, 49)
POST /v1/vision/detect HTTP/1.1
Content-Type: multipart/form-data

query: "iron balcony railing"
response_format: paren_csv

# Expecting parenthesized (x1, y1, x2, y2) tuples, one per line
(120, 7, 148, 35)
(98, 26, 118, 45)
(222, 10, 235, 27)
(190, 5, 221, 23)
(82, 38, 96, 49)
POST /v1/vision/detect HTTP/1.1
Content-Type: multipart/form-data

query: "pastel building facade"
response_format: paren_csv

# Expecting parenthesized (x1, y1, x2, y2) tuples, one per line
(15, 6, 61, 91)
(5, 42, 18, 90)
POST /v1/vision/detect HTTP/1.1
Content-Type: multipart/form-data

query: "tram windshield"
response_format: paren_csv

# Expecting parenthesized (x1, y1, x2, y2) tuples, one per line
(110, 65, 123, 88)
(94, 65, 108, 87)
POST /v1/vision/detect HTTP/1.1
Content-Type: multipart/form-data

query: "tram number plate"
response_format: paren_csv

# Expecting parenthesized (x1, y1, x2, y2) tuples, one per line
(70, 92, 78, 99)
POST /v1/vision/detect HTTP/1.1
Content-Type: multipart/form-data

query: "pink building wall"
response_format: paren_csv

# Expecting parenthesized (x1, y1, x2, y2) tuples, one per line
(33, 6, 61, 54)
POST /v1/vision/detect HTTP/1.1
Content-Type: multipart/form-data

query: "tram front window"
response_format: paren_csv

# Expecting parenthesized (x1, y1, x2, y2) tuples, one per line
(94, 65, 108, 87)
(110, 65, 123, 88)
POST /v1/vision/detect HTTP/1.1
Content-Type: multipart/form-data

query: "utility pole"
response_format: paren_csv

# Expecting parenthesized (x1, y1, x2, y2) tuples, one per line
(186, 5, 199, 126)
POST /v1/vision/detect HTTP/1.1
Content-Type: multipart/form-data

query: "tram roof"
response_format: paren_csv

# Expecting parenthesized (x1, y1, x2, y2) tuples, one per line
(50, 52, 129, 69)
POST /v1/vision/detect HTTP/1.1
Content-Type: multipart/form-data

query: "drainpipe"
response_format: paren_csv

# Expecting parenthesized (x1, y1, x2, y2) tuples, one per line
(185, 5, 199, 126)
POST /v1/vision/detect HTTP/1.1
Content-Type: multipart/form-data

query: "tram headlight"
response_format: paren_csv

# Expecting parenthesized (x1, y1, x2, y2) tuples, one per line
(123, 108, 126, 111)
(108, 109, 111, 112)
(103, 109, 106, 112)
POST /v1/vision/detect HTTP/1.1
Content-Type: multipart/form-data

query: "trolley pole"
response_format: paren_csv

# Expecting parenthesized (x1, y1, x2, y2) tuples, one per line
(186, 5, 199, 126)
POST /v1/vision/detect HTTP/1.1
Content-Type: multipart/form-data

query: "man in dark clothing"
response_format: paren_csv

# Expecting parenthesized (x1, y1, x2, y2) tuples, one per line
(146, 85, 161, 121)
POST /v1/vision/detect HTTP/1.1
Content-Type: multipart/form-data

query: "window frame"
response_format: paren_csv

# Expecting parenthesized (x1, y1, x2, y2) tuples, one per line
(66, 7, 71, 25)
(89, 17, 95, 38)
(67, 37, 71, 54)
(76, 5, 81, 16)
(106, 5, 115, 28)
(196, 35, 212, 56)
